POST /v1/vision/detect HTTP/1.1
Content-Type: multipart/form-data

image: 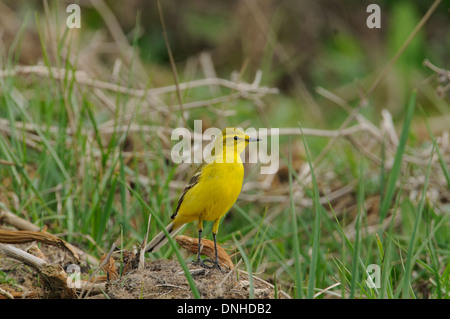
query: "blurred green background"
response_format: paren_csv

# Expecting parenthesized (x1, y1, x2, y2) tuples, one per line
(3, 0, 449, 127)
(0, 0, 449, 298)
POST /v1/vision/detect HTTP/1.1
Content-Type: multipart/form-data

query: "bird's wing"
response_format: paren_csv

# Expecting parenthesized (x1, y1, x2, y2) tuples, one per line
(170, 162, 206, 220)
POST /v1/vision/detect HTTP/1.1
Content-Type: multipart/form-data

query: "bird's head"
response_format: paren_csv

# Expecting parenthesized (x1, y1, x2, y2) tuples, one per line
(212, 128, 260, 161)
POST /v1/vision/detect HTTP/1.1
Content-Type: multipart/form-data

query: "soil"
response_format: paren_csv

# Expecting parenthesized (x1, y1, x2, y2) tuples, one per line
(0, 243, 288, 299)
(86, 259, 281, 299)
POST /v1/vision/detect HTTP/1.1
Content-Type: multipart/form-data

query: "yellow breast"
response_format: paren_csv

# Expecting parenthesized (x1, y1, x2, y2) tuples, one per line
(174, 161, 244, 225)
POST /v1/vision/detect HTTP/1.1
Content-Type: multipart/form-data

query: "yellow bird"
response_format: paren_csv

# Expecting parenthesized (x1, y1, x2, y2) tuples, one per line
(145, 128, 260, 269)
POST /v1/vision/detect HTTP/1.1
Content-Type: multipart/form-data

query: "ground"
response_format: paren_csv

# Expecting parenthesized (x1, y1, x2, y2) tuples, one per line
(87, 259, 282, 299)
(0, 243, 287, 299)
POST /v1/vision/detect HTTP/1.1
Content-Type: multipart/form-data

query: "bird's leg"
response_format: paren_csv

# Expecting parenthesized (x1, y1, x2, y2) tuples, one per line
(192, 219, 212, 268)
(203, 219, 224, 271)
(211, 232, 223, 271)
(195, 228, 202, 263)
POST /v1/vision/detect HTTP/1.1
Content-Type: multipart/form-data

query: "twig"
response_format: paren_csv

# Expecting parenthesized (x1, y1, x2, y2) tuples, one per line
(315, 86, 383, 142)
(345, 135, 382, 165)
(313, 282, 342, 299)
(0, 243, 77, 298)
(0, 65, 278, 98)
(0, 210, 98, 266)
(423, 59, 450, 97)
(0, 159, 15, 166)
(423, 59, 450, 79)
(0, 287, 14, 299)
(266, 124, 370, 139)
(239, 180, 357, 207)
(0, 229, 80, 263)
(0, 210, 39, 231)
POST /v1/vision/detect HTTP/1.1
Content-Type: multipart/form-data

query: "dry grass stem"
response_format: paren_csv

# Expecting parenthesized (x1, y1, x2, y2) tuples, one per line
(0, 65, 278, 97)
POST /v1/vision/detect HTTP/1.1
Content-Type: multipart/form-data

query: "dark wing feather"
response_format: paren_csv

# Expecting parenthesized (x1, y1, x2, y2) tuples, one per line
(170, 162, 205, 220)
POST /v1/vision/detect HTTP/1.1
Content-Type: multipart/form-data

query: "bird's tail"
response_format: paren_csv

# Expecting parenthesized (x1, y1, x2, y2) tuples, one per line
(144, 222, 183, 253)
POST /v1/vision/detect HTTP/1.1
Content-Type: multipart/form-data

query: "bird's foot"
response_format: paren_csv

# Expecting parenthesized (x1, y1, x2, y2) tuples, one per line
(202, 259, 226, 272)
(192, 258, 225, 272)
(192, 258, 213, 269)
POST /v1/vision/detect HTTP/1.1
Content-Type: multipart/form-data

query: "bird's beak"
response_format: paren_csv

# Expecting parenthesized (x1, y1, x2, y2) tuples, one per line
(246, 137, 261, 142)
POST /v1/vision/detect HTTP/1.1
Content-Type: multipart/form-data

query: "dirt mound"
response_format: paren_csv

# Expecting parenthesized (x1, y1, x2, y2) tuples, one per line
(0, 214, 289, 299)
(0, 242, 288, 299)
(86, 259, 284, 299)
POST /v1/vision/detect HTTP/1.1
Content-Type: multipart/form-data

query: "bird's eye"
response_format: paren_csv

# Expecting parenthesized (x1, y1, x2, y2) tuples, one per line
(234, 136, 238, 140)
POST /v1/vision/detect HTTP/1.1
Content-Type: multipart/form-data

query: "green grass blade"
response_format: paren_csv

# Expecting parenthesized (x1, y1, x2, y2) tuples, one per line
(379, 90, 417, 222)
(233, 234, 254, 299)
(380, 169, 406, 299)
(400, 144, 434, 298)
(435, 140, 450, 190)
(350, 160, 365, 298)
(97, 175, 118, 243)
(298, 124, 321, 299)
(288, 137, 303, 299)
